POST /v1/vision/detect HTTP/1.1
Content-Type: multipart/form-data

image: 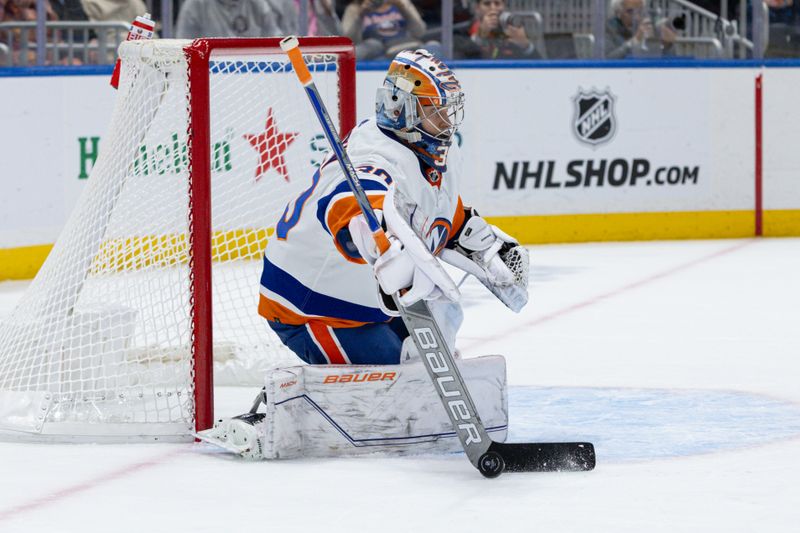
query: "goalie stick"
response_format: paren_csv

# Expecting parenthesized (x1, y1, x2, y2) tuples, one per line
(280, 36, 595, 477)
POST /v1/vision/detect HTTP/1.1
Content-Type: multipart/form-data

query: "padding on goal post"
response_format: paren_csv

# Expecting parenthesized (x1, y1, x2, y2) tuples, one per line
(0, 37, 356, 442)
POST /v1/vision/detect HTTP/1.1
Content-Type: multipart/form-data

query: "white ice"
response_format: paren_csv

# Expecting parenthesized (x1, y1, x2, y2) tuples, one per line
(1, 238, 799, 532)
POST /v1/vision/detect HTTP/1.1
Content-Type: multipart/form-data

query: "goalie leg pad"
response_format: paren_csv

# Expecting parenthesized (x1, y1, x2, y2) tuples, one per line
(261, 356, 508, 459)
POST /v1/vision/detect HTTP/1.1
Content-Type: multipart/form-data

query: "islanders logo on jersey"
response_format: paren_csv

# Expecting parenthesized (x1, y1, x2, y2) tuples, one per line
(426, 218, 452, 255)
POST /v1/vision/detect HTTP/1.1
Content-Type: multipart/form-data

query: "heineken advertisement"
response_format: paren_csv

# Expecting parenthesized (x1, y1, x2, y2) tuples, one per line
(78, 133, 233, 179)
(78, 137, 100, 179)
(78, 132, 331, 180)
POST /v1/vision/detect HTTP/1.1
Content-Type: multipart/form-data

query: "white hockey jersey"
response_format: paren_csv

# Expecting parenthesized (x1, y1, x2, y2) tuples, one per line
(258, 118, 465, 328)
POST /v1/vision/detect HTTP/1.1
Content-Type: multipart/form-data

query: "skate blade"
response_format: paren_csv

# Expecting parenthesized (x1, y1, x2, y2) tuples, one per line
(193, 430, 255, 458)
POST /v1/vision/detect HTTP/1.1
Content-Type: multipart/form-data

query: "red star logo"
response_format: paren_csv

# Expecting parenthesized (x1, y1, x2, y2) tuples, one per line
(243, 108, 299, 182)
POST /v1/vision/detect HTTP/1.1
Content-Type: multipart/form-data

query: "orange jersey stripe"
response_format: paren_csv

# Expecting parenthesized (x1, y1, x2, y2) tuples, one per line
(326, 193, 386, 237)
(326, 194, 386, 264)
(449, 196, 466, 246)
(307, 321, 349, 364)
(258, 294, 371, 328)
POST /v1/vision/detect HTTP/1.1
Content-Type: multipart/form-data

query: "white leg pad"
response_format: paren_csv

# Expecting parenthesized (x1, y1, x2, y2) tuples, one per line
(261, 355, 507, 459)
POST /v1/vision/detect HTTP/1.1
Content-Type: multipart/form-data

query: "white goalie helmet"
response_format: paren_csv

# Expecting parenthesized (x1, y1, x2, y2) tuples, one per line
(375, 49, 465, 169)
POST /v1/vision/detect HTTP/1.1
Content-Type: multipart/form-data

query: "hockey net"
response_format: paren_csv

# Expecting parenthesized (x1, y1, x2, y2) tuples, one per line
(0, 37, 356, 441)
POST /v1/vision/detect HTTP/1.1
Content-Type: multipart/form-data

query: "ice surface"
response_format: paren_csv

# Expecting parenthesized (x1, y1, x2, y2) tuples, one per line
(1, 238, 799, 532)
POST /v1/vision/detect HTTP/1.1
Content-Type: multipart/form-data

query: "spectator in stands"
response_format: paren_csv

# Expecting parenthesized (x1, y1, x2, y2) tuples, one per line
(176, 0, 291, 38)
(50, 0, 87, 21)
(412, 0, 472, 27)
(291, 0, 341, 36)
(81, 0, 148, 23)
(1, 0, 61, 63)
(49, 0, 90, 48)
(341, 0, 439, 60)
(468, 0, 540, 59)
(263, 0, 299, 35)
(2, 0, 57, 26)
(765, 0, 797, 24)
(606, 0, 676, 58)
(271, 0, 341, 36)
(412, 0, 481, 58)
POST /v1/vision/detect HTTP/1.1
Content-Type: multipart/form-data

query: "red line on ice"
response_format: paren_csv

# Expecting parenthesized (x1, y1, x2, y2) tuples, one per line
(462, 239, 755, 353)
(0, 447, 186, 522)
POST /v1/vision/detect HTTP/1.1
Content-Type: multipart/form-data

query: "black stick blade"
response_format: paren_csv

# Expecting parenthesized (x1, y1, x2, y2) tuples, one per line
(488, 441, 596, 473)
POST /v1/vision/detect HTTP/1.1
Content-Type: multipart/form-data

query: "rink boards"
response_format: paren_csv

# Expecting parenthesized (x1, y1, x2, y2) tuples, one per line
(1, 60, 799, 278)
(375, 62, 800, 244)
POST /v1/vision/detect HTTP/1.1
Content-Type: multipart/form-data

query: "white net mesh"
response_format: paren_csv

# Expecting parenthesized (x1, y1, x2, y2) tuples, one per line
(0, 39, 351, 441)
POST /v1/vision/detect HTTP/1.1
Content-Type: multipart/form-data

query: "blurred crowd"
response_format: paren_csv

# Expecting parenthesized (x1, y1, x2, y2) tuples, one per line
(2, 0, 799, 65)
(170, 0, 544, 60)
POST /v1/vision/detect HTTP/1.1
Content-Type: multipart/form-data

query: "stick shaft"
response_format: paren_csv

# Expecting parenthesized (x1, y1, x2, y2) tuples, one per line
(282, 38, 389, 252)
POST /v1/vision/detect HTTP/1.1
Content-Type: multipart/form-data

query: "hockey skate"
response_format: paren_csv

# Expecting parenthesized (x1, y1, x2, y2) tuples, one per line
(194, 390, 266, 460)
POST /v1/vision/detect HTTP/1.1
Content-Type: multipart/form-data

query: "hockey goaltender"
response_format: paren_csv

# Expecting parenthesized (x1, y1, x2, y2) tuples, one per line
(197, 48, 530, 461)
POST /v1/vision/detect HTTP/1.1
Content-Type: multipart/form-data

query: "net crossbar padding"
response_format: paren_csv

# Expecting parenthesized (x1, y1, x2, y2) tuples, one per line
(0, 37, 356, 442)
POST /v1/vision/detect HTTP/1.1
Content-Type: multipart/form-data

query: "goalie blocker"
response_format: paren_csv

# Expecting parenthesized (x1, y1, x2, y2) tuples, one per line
(199, 355, 507, 459)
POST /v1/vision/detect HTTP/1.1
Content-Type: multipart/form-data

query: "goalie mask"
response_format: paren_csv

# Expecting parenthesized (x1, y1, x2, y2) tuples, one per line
(376, 49, 465, 170)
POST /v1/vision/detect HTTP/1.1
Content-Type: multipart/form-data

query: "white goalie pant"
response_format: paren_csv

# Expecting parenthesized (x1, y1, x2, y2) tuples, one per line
(260, 356, 508, 459)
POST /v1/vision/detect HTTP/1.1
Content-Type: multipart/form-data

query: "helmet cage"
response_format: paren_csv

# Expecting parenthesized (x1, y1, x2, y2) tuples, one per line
(376, 82, 464, 144)
(416, 92, 465, 142)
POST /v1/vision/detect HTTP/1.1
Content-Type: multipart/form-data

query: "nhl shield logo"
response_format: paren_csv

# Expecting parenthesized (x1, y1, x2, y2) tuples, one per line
(572, 89, 616, 145)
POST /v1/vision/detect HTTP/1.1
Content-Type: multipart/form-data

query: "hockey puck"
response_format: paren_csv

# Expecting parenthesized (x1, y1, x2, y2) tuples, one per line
(477, 451, 505, 478)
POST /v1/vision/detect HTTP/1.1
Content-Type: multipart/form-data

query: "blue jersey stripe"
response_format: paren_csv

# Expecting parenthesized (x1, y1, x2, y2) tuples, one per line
(261, 256, 390, 323)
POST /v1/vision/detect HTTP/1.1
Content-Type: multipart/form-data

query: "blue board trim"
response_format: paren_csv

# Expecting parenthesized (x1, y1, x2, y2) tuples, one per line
(3, 58, 800, 77)
(0, 65, 114, 77)
(358, 57, 800, 70)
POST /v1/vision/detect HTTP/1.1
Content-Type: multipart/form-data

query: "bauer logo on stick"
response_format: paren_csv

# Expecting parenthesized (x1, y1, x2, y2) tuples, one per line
(414, 326, 482, 446)
(572, 88, 617, 146)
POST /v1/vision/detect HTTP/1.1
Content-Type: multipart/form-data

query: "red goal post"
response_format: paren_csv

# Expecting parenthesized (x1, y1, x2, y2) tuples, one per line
(185, 37, 357, 432)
